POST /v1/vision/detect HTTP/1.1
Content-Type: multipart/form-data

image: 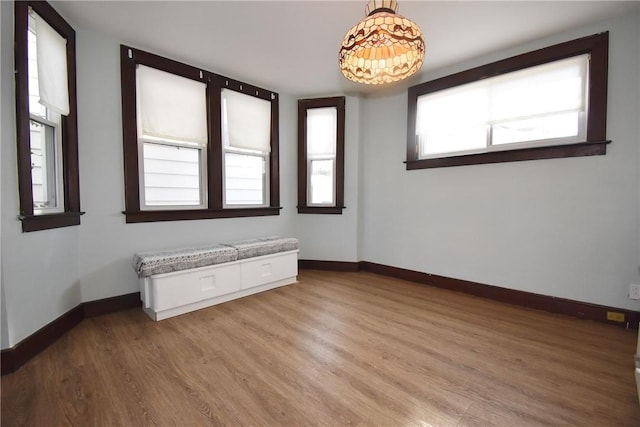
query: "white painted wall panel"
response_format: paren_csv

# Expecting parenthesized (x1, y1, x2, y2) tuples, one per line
(360, 12, 640, 311)
(74, 29, 300, 303)
(1, 3, 638, 349)
(1, 1, 82, 347)
(295, 96, 361, 262)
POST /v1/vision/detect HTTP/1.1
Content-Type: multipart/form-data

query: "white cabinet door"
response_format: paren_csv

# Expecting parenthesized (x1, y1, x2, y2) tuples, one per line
(240, 252, 298, 290)
(152, 263, 241, 311)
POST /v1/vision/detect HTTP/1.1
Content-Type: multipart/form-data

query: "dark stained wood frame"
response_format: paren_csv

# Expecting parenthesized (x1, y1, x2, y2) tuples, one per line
(120, 46, 281, 223)
(14, 1, 83, 232)
(406, 32, 610, 170)
(297, 97, 346, 214)
(298, 259, 359, 272)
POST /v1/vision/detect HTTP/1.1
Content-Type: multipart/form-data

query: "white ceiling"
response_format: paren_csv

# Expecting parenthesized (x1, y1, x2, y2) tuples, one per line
(51, 0, 638, 97)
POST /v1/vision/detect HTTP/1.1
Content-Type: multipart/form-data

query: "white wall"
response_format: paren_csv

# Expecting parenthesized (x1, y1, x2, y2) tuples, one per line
(2, 3, 638, 349)
(295, 96, 361, 262)
(1, 1, 82, 348)
(638, 10, 640, 270)
(0, 9, 307, 346)
(1, 0, 8, 349)
(360, 11, 640, 311)
(1, 2, 361, 347)
(74, 28, 302, 303)
(73, 26, 362, 304)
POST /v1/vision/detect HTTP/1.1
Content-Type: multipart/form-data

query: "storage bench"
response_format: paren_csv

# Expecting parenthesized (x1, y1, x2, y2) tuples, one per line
(133, 237, 299, 320)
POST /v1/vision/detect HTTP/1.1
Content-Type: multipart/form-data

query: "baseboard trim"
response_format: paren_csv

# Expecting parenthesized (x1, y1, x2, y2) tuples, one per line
(298, 259, 359, 272)
(358, 261, 640, 329)
(83, 292, 141, 318)
(1, 292, 141, 375)
(0, 305, 84, 375)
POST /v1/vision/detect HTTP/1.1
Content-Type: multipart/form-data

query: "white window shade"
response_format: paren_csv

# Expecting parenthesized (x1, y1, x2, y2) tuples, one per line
(489, 54, 588, 122)
(416, 54, 588, 133)
(32, 12, 69, 116)
(417, 85, 488, 132)
(222, 88, 271, 153)
(307, 107, 337, 156)
(137, 65, 208, 145)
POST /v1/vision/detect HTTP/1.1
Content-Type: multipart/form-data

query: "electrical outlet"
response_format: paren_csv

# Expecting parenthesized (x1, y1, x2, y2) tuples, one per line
(607, 311, 625, 322)
(629, 284, 640, 300)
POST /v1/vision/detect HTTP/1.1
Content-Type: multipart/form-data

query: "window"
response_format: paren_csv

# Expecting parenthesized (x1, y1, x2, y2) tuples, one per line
(297, 97, 345, 214)
(407, 32, 609, 169)
(136, 65, 208, 209)
(221, 89, 271, 207)
(15, 1, 81, 232)
(120, 46, 280, 223)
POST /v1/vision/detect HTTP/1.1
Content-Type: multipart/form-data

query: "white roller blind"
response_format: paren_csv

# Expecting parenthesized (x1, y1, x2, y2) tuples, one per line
(137, 65, 208, 145)
(307, 107, 337, 156)
(222, 88, 271, 153)
(417, 54, 588, 132)
(417, 85, 488, 131)
(33, 12, 69, 116)
(489, 54, 588, 122)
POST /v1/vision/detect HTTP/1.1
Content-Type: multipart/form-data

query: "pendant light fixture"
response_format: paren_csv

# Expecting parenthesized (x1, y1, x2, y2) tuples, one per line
(339, 0, 425, 85)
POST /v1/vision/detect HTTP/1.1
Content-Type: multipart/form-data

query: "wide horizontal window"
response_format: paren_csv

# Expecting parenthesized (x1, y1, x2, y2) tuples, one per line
(418, 55, 588, 157)
(120, 46, 281, 223)
(407, 32, 609, 169)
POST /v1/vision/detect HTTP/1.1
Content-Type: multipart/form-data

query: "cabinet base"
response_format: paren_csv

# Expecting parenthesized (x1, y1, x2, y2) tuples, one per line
(143, 276, 297, 321)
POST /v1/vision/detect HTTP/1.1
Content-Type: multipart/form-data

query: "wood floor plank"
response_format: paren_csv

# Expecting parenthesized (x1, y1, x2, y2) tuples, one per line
(2, 270, 638, 426)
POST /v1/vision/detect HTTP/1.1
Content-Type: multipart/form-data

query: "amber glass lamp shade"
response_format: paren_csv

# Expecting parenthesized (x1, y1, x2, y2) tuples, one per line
(339, 0, 425, 85)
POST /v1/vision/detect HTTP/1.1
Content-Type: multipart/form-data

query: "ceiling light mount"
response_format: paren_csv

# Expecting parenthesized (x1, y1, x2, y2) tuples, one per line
(339, 0, 425, 85)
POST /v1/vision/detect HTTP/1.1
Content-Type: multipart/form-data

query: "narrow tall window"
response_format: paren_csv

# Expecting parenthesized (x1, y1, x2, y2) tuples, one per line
(221, 88, 271, 207)
(136, 65, 208, 209)
(407, 32, 609, 169)
(307, 107, 337, 206)
(15, 1, 81, 232)
(298, 97, 345, 214)
(28, 10, 66, 213)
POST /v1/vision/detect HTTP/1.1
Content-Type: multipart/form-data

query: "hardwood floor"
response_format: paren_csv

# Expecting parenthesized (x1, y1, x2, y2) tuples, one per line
(2, 270, 639, 426)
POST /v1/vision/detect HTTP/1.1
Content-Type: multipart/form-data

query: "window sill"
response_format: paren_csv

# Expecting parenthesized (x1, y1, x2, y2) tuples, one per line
(123, 207, 282, 223)
(19, 211, 84, 232)
(297, 206, 345, 215)
(405, 140, 610, 170)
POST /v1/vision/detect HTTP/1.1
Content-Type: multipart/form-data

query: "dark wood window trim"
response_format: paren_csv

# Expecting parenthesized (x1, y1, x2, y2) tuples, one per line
(297, 97, 346, 214)
(120, 46, 280, 223)
(406, 32, 610, 170)
(122, 207, 282, 223)
(15, 1, 82, 232)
